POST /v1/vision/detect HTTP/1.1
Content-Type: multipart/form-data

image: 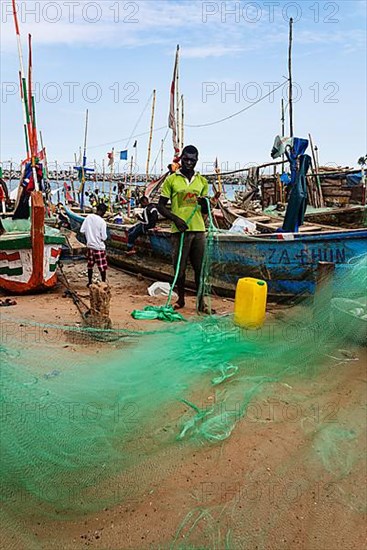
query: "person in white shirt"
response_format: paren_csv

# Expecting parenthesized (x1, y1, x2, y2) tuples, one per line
(80, 203, 108, 286)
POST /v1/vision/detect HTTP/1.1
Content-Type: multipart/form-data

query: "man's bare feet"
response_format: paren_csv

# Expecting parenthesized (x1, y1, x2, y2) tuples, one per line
(198, 304, 216, 315)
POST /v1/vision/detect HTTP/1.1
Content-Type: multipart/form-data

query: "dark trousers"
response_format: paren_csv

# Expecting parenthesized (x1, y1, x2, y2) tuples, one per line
(171, 232, 206, 304)
(127, 223, 144, 249)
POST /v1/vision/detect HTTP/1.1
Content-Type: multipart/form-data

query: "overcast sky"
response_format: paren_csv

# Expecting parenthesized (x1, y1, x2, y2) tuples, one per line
(1, 0, 366, 174)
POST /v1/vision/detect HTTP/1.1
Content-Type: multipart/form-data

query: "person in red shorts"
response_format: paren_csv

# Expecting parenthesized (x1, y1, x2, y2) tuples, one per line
(80, 203, 108, 286)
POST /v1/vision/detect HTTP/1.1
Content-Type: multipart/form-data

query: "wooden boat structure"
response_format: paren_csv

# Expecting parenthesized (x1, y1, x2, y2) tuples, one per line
(216, 196, 367, 231)
(212, 162, 367, 230)
(65, 206, 367, 301)
(0, 191, 65, 294)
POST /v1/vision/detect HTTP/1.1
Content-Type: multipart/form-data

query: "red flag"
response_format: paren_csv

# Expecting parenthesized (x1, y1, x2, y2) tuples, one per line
(21, 147, 45, 165)
(107, 148, 114, 167)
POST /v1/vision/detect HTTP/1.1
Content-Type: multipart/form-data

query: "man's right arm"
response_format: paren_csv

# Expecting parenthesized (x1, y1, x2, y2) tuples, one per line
(157, 197, 188, 232)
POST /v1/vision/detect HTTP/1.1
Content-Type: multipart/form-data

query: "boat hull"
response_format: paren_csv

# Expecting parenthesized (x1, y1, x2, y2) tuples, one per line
(65, 208, 367, 300)
(0, 192, 64, 294)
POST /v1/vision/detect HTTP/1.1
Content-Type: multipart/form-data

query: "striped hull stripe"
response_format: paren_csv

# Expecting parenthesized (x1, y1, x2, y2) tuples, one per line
(0, 266, 23, 276)
(0, 251, 21, 262)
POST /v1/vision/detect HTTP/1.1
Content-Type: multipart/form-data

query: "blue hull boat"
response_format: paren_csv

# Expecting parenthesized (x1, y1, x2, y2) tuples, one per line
(65, 207, 367, 300)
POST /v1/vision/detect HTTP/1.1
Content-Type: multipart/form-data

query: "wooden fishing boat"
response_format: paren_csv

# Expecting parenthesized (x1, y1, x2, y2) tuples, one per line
(303, 205, 366, 228)
(65, 206, 367, 300)
(219, 198, 367, 230)
(0, 191, 65, 294)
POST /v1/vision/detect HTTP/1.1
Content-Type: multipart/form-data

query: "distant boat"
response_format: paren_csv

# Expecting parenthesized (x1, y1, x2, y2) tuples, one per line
(64, 206, 367, 300)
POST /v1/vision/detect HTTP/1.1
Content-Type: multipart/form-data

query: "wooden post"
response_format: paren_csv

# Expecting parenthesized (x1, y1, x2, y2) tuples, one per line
(30, 190, 45, 287)
(88, 282, 112, 329)
(288, 17, 294, 137)
(308, 133, 324, 207)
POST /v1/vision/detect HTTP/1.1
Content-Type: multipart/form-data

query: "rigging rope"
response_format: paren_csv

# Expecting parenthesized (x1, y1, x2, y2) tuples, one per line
(186, 79, 288, 128)
(89, 79, 288, 149)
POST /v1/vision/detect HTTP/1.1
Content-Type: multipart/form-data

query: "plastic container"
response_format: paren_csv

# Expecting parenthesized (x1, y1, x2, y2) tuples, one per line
(234, 277, 267, 329)
(148, 282, 178, 300)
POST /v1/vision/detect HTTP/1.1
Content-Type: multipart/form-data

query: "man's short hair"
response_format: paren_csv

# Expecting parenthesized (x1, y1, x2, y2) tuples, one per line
(181, 145, 198, 156)
(97, 203, 108, 215)
(140, 195, 149, 204)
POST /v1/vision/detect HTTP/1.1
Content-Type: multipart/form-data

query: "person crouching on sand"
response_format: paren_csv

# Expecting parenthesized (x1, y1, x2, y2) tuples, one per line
(80, 203, 108, 287)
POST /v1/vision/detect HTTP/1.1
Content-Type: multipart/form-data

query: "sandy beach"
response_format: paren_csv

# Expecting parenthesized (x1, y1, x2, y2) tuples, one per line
(1, 262, 366, 550)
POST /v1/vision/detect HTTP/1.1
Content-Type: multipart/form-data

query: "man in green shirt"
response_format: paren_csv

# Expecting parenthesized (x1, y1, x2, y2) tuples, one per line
(158, 145, 210, 313)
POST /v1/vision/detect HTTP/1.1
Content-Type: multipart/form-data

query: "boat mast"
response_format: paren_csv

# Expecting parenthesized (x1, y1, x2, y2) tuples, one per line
(9, 160, 13, 192)
(39, 131, 48, 178)
(176, 46, 180, 152)
(55, 160, 60, 203)
(109, 148, 114, 210)
(288, 17, 294, 137)
(281, 98, 285, 173)
(169, 45, 180, 162)
(11, 0, 30, 161)
(160, 139, 164, 175)
(180, 94, 184, 150)
(80, 108, 89, 210)
(146, 89, 156, 183)
(102, 158, 105, 194)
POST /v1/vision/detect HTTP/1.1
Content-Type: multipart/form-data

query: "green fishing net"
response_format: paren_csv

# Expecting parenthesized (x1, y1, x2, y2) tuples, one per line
(0, 254, 366, 548)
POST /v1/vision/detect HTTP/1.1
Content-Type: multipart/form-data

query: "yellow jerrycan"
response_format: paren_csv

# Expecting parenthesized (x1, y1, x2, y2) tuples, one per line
(234, 277, 267, 329)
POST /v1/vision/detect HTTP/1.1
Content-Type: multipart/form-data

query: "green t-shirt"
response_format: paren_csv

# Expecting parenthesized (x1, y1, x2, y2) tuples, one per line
(160, 171, 209, 232)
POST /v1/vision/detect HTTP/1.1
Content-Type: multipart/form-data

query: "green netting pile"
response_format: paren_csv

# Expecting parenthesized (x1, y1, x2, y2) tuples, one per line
(0, 254, 366, 548)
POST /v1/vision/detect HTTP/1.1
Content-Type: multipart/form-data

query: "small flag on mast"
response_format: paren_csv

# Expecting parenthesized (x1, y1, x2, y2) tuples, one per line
(107, 148, 114, 167)
(133, 140, 137, 148)
(120, 150, 128, 160)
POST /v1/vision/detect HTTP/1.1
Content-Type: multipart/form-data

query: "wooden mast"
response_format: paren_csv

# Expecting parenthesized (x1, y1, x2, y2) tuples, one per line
(146, 89, 156, 183)
(160, 139, 164, 175)
(180, 94, 184, 150)
(55, 159, 60, 203)
(308, 133, 324, 207)
(288, 17, 294, 137)
(175, 46, 180, 152)
(80, 108, 89, 210)
(102, 158, 105, 194)
(109, 148, 114, 210)
(281, 98, 285, 173)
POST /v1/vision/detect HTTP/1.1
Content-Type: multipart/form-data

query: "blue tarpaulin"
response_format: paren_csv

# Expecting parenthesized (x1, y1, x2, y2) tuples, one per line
(282, 154, 311, 233)
(285, 137, 309, 186)
(346, 173, 362, 187)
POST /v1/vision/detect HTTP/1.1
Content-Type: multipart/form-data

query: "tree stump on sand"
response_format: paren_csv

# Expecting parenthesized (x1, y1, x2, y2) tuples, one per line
(88, 283, 112, 329)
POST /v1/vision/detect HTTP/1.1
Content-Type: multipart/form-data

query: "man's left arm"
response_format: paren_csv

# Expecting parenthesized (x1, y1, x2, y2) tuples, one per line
(198, 177, 209, 214)
(101, 220, 108, 241)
